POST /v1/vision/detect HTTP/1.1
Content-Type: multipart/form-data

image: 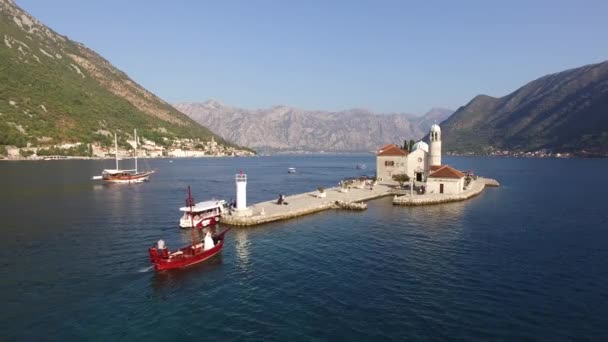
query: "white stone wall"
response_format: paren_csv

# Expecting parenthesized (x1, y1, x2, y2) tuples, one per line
(376, 155, 406, 182)
(168, 149, 186, 157)
(147, 150, 163, 157)
(426, 177, 464, 195)
(406, 149, 427, 180)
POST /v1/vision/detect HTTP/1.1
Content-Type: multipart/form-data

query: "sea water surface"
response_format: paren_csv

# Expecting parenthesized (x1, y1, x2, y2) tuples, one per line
(0, 155, 607, 341)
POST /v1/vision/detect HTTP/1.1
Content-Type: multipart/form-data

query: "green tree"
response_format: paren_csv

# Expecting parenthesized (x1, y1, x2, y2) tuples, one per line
(409, 139, 416, 151)
(19, 149, 34, 158)
(392, 173, 410, 187)
(0, 146, 7, 156)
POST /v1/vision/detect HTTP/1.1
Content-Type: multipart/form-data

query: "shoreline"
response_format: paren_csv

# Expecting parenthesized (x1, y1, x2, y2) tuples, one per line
(3, 154, 605, 161)
(0, 155, 257, 162)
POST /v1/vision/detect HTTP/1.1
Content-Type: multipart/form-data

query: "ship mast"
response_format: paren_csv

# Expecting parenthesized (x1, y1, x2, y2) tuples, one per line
(114, 132, 118, 170)
(186, 186, 197, 244)
(134, 129, 138, 173)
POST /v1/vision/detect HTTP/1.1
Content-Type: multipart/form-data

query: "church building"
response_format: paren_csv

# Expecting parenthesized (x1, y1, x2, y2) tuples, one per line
(376, 124, 466, 195)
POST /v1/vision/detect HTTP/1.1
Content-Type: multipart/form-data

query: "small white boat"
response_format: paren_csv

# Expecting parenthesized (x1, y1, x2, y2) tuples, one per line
(288, 167, 296, 174)
(179, 187, 228, 228)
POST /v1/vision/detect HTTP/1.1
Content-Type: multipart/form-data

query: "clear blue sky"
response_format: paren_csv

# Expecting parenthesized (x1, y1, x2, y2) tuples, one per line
(16, 0, 608, 114)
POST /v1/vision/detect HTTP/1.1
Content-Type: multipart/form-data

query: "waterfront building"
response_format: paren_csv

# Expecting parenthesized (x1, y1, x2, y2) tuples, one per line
(426, 165, 465, 194)
(376, 123, 466, 194)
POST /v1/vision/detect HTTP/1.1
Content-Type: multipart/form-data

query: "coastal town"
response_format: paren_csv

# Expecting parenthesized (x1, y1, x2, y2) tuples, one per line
(447, 149, 580, 158)
(0, 136, 255, 160)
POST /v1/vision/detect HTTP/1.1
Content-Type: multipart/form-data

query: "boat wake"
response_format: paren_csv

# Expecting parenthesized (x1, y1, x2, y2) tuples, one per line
(138, 266, 154, 273)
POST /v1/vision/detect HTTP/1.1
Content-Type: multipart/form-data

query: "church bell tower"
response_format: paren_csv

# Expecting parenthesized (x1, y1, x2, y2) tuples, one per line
(428, 124, 442, 167)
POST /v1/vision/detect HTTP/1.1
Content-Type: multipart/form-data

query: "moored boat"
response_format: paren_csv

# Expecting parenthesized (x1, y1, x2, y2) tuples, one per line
(179, 187, 227, 228)
(288, 167, 296, 173)
(148, 228, 230, 271)
(179, 200, 226, 228)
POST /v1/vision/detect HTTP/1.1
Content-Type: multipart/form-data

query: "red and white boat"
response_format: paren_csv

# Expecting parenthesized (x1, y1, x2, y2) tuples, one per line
(148, 228, 230, 271)
(92, 130, 154, 183)
(179, 187, 227, 228)
(149, 186, 230, 271)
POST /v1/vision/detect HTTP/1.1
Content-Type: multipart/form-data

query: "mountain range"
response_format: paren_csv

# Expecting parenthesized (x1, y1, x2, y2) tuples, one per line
(175, 101, 453, 152)
(0, 0, 234, 151)
(3, 0, 607, 157)
(440, 60, 608, 155)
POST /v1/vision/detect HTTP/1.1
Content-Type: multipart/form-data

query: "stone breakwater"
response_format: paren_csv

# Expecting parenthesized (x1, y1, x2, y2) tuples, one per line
(222, 184, 392, 226)
(222, 178, 500, 227)
(334, 200, 367, 210)
(392, 177, 500, 206)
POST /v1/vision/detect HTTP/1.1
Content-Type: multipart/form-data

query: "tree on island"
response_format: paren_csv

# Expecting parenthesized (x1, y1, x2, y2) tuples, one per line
(409, 139, 416, 151)
(392, 173, 410, 187)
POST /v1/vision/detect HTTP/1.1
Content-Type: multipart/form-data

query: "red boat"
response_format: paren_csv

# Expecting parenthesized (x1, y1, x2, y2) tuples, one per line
(148, 228, 230, 271)
(148, 186, 230, 271)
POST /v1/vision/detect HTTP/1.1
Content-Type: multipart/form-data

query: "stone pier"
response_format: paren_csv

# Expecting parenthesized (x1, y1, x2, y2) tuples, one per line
(221, 183, 393, 226)
(221, 177, 500, 227)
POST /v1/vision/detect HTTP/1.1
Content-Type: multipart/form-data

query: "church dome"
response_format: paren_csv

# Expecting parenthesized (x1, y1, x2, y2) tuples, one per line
(412, 141, 429, 153)
(430, 124, 441, 132)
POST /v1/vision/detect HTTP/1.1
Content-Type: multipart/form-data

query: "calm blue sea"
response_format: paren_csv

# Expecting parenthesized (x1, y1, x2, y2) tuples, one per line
(0, 155, 607, 341)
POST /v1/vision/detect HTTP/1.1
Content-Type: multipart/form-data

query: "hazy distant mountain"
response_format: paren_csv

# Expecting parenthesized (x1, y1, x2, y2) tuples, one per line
(0, 0, 232, 149)
(440, 61, 608, 155)
(175, 101, 453, 152)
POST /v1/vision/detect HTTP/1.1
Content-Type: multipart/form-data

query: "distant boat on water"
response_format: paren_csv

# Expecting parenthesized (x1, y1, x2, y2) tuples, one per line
(356, 164, 367, 170)
(91, 130, 154, 183)
(288, 167, 296, 173)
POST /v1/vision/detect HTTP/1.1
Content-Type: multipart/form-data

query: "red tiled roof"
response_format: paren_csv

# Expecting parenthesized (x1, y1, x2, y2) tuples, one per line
(378, 144, 399, 153)
(429, 165, 443, 172)
(378, 143, 398, 152)
(377, 145, 408, 156)
(428, 165, 465, 179)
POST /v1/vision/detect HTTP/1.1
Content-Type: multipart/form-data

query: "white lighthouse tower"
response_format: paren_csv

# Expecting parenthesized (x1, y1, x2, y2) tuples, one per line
(234, 170, 252, 216)
(428, 124, 442, 167)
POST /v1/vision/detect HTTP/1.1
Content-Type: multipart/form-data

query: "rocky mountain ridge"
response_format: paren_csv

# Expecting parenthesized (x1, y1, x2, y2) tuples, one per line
(439, 60, 608, 156)
(175, 101, 453, 152)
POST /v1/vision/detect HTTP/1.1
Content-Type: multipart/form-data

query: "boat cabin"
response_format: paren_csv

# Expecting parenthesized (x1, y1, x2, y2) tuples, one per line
(179, 200, 227, 228)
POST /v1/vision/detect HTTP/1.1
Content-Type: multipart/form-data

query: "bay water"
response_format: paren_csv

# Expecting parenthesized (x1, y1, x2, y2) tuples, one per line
(1, 155, 607, 341)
